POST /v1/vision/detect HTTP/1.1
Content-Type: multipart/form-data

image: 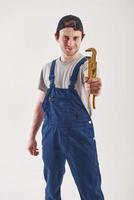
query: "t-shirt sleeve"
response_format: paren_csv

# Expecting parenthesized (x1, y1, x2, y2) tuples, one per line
(38, 68, 47, 93)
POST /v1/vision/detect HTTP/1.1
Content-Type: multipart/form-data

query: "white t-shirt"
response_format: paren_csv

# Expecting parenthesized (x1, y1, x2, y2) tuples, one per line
(38, 53, 94, 115)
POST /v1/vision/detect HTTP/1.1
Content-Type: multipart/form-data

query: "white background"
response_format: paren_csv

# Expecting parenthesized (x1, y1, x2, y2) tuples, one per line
(0, 0, 134, 199)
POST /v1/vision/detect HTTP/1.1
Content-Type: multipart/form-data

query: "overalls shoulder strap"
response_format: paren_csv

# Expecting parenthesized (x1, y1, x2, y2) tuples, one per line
(69, 57, 87, 89)
(49, 59, 57, 88)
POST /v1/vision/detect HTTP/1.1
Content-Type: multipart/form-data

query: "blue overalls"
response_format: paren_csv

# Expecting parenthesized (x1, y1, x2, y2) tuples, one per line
(41, 57, 105, 200)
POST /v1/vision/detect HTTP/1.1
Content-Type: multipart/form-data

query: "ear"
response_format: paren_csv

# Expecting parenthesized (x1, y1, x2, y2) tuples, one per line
(54, 33, 58, 42)
(81, 33, 85, 41)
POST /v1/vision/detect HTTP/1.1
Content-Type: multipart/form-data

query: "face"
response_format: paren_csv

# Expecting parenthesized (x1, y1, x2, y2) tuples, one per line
(56, 28, 83, 56)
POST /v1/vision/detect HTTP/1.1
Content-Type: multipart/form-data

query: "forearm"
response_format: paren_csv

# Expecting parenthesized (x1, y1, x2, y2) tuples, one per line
(29, 103, 44, 140)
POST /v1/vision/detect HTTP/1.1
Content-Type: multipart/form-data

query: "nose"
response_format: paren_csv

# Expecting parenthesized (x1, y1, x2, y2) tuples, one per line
(67, 38, 74, 47)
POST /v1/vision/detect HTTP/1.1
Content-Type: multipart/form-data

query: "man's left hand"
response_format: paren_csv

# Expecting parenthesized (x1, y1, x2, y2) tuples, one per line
(84, 77, 102, 96)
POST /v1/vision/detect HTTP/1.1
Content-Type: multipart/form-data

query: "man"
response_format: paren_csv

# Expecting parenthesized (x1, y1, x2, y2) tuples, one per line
(27, 15, 105, 200)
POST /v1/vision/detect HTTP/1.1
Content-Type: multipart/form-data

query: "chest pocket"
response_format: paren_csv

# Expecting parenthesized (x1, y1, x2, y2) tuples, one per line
(49, 97, 72, 111)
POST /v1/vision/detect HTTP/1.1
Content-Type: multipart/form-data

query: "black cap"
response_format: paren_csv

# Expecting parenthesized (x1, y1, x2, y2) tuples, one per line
(56, 15, 84, 33)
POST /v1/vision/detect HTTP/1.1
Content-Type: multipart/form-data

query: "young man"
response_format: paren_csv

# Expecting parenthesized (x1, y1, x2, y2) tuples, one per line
(27, 15, 105, 200)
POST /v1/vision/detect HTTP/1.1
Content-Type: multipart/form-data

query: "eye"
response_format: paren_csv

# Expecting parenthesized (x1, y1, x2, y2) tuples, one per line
(74, 36, 79, 40)
(63, 36, 69, 41)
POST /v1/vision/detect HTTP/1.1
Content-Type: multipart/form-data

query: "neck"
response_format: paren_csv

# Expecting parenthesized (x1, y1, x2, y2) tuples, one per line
(60, 52, 80, 63)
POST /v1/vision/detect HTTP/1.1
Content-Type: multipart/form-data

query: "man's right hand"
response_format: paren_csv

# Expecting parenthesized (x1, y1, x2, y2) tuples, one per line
(27, 138, 39, 156)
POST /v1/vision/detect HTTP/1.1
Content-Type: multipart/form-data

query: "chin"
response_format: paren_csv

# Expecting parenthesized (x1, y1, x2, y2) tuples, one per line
(65, 50, 77, 56)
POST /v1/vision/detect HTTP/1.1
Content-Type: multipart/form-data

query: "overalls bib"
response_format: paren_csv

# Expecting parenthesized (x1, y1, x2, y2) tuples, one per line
(41, 57, 105, 200)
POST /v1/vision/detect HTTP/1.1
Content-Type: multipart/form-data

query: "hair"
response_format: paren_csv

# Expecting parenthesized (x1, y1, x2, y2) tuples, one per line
(55, 19, 85, 40)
